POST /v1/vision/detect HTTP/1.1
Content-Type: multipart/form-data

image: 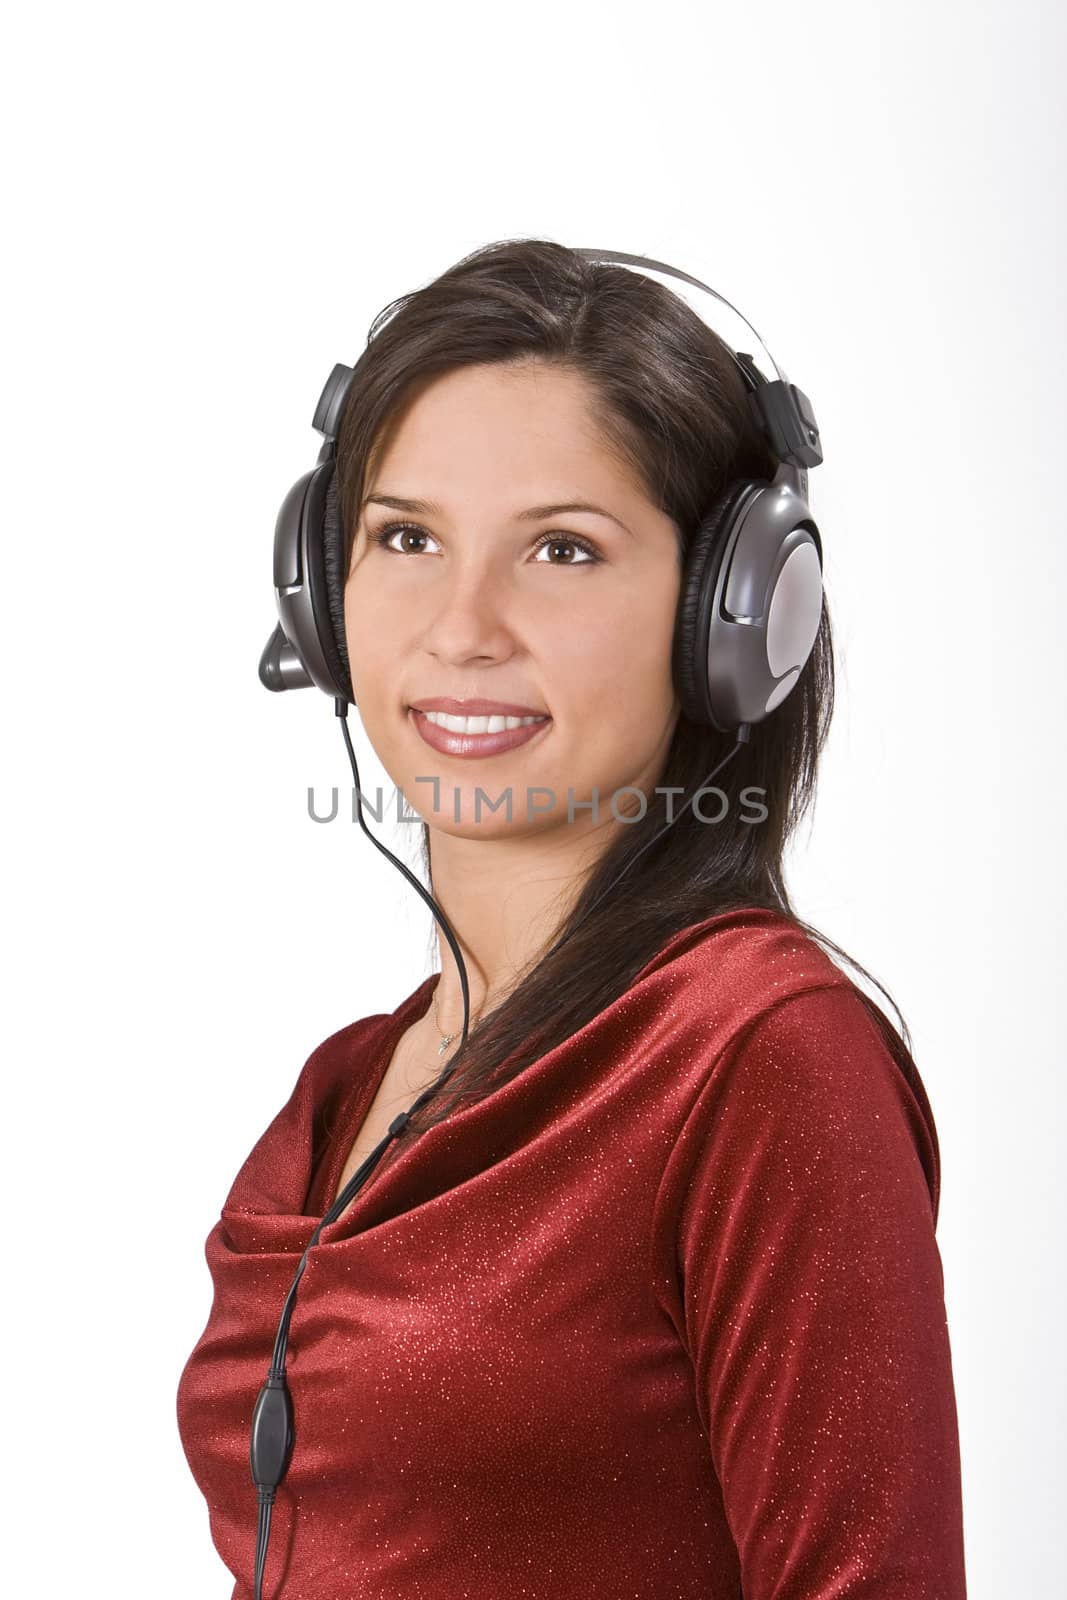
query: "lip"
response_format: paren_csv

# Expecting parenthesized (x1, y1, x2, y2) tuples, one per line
(409, 706, 552, 760)
(409, 696, 548, 717)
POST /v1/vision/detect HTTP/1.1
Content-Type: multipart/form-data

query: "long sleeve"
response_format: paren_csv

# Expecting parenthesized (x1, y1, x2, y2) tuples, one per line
(673, 983, 967, 1598)
(179, 911, 966, 1597)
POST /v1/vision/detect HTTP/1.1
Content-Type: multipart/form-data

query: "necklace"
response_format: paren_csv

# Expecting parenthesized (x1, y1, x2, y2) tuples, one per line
(432, 981, 480, 1055)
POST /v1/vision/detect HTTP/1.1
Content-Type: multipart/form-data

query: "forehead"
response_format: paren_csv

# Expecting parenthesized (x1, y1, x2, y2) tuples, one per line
(364, 360, 645, 505)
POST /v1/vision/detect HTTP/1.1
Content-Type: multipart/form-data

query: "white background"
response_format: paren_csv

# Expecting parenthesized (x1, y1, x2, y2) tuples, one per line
(3, 2, 1062, 1594)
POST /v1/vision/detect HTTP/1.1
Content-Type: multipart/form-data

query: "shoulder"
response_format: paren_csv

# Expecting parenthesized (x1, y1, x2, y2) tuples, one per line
(649, 970, 944, 1362)
(278, 1006, 398, 1118)
(297, 1010, 392, 1101)
(646, 913, 942, 1261)
(718, 981, 938, 1205)
(629, 904, 856, 1047)
(657, 974, 941, 1248)
(292, 972, 437, 1108)
(625, 907, 938, 1191)
(638, 904, 844, 995)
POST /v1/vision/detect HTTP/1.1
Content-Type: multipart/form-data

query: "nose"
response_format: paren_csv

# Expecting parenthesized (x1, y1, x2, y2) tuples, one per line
(419, 561, 516, 667)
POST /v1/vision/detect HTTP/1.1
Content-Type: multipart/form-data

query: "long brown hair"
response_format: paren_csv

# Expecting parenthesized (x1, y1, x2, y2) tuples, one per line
(334, 237, 911, 1143)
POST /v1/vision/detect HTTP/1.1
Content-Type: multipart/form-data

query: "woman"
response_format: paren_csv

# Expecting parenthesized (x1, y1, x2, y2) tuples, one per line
(177, 239, 967, 1598)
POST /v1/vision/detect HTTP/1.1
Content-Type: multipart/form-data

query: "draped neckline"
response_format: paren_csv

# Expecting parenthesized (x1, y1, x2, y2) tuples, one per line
(304, 970, 442, 1215)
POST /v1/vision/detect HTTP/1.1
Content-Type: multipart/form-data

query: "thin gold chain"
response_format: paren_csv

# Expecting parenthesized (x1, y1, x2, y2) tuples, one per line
(431, 979, 482, 1055)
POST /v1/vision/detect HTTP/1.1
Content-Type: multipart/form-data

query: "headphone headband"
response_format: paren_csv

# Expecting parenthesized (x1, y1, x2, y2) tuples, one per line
(572, 246, 787, 386)
(571, 248, 823, 489)
(309, 249, 823, 489)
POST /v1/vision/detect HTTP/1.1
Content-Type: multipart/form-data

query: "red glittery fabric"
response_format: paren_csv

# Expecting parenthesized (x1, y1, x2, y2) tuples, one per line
(176, 907, 967, 1597)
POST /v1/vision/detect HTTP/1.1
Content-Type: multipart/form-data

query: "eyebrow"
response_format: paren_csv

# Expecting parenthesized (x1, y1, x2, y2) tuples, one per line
(362, 493, 634, 537)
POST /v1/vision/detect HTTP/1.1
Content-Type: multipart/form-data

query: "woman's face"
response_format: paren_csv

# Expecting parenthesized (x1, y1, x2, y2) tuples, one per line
(344, 358, 684, 841)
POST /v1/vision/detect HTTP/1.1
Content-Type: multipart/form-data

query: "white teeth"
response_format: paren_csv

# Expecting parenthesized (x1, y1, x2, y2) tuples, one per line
(420, 711, 546, 734)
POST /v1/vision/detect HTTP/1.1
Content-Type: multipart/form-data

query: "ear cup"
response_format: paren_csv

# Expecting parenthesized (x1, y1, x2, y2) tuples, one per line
(321, 466, 355, 703)
(672, 481, 754, 728)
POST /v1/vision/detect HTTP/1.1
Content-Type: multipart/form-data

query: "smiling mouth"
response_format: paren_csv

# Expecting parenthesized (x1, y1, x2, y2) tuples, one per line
(417, 709, 548, 733)
(408, 707, 552, 759)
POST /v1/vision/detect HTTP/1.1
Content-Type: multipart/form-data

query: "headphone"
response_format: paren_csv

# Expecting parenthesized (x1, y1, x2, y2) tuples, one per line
(258, 247, 825, 735)
(246, 249, 826, 1600)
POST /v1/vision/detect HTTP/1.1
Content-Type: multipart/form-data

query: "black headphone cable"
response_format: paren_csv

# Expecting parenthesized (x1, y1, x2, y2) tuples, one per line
(248, 700, 750, 1599)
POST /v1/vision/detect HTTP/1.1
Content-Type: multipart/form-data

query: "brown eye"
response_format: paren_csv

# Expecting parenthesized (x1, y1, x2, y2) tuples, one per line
(370, 522, 438, 554)
(531, 533, 600, 565)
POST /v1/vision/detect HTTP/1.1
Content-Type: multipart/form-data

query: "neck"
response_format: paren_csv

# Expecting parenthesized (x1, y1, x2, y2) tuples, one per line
(420, 720, 678, 1031)
(425, 822, 612, 1034)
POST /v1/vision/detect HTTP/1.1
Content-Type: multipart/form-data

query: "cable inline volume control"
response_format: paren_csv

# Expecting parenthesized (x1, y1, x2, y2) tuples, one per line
(249, 1370, 295, 1491)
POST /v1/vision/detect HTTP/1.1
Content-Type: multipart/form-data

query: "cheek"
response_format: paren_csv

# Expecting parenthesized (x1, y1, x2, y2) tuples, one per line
(343, 580, 395, 682)
(557, 576, 678, 700)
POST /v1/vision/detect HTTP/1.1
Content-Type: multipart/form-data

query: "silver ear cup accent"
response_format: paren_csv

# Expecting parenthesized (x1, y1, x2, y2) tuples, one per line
(765, 668, 801, 713)
(766, 540, 823, 678)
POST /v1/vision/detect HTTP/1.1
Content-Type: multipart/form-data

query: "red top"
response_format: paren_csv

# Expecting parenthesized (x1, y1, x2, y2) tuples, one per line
(176, 907, 967, 1598)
